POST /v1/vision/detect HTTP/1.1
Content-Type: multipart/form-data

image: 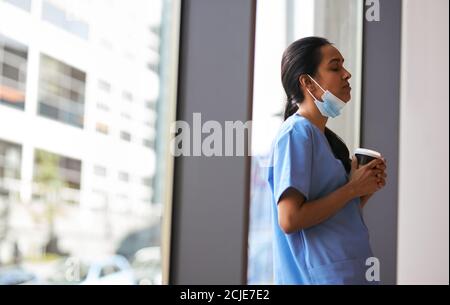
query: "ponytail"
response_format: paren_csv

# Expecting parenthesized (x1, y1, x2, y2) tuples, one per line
(324, 128, 351, 174)
(283, 99, 299, 121)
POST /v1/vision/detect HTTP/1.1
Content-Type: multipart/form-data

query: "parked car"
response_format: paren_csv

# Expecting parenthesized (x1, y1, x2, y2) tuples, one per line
(130, 247, 161, 285)
(45, 255, 135, 285)
(81, 255, 135, 285)
(0, 266, 36, 285)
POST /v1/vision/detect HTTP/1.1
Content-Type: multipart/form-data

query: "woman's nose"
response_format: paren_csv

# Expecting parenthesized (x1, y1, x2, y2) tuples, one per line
(343, 68, 352, 80)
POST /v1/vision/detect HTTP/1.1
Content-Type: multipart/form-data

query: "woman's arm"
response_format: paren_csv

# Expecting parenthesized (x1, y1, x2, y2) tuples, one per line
(278, 183, 357, 234)
(278, 158, 386, 234)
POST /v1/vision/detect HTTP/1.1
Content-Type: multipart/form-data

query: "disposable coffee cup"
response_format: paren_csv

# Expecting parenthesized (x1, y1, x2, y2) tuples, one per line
(354, 148, 382, 166)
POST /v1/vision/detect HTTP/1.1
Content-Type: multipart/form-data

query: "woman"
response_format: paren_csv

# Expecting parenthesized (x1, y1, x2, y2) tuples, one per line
(267, 37, 387, 284)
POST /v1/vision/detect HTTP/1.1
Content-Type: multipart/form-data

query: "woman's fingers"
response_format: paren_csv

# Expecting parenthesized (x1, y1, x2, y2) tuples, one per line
(376, 172, 387, 178)
(366, 158, 384, 169)
(376, 164, 386, 170)
(377, 177, 386, 187)
(372, 169, 386, 177)
(371, 158, 387, 190)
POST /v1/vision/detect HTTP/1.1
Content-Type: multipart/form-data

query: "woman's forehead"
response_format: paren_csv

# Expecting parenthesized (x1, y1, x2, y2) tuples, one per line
(321, 45, 344, 63)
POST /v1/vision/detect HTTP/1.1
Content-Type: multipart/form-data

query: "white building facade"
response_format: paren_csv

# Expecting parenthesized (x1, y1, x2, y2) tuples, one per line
(0, 0, 163, 264)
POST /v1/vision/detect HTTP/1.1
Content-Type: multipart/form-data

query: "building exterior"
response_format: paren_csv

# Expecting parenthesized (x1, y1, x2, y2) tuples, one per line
(0, 0, 163, 269)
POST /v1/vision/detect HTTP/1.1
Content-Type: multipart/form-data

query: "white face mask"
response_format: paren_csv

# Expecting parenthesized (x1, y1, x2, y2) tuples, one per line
(306, 75, 346, 118)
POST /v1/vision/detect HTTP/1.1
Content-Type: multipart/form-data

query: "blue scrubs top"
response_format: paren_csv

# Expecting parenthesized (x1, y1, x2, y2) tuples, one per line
(267, 113, 375, 285)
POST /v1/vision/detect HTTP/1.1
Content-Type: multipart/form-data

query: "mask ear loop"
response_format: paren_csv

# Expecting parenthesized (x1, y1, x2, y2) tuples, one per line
(305, 75, 324, 102)
(306, 88, 319, 102)
(307, 74, 326, 93)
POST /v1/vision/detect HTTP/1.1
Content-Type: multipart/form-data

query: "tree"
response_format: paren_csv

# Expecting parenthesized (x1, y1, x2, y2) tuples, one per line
(34, 150, 66, 256)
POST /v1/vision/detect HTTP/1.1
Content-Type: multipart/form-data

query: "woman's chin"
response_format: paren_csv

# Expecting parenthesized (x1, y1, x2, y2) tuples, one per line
(340, 88, 352, 102)
(344, 92, 352, 103)
(343, 93, 351, 102)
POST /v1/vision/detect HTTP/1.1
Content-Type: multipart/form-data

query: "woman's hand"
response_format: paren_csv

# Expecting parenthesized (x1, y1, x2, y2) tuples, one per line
(348, 156, 387, 199)
(359, 158, 387, 208)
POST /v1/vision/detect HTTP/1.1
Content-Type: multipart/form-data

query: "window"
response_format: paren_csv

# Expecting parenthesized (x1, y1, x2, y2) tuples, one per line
(146, 100, 156, 110)
(248, 0, 363, 284)
(120, 131, 131, 142)
(122, 91, 133, 102)
(0, 140, 21, 244)
(3, 0, 31, 11)
(94, 165, 107, 177)
(96, 103, 110, 112)
(98, 80, 111, 93)
(34, 149, 82, 205)
(0, 0, 180, 286)
(0, 34, 28, 110)
(0, 139, 22, 182)
(96, 122, 109, 135)
(100, 264, 121, 278)
(118, 171, 129, 183)
(147, 62, 159, 73)
(143, 139, 154, 149)
(142, 176, 153, 187)
(38, 54, 86, 128)
(41, 0, 89, 40)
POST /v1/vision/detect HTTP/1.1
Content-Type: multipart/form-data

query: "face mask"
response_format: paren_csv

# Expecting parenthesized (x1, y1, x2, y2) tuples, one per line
(306, 75, 346, 118)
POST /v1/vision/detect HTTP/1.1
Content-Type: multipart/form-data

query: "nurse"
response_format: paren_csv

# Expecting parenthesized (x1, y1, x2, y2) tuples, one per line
(267, 37, 387, 284)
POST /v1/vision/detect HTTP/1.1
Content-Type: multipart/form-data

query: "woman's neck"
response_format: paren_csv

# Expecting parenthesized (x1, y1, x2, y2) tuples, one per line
(296, 103, 328, 133)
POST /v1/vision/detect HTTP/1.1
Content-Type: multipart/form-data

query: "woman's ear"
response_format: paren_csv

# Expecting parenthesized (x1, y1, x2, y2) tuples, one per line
(299, 75, 314, 92)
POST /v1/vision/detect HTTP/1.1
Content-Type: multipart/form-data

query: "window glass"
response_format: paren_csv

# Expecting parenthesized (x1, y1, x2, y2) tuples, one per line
(0, 34, 28, 110)
(0, 0, 180, 285)
(248, 0, 363, 284)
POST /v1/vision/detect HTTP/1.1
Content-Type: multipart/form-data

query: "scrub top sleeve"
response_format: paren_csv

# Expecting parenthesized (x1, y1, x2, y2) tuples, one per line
(272, 127, 313, 203)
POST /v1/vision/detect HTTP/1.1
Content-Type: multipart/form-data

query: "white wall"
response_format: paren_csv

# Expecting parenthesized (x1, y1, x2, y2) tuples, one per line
(398, 0, 449, 285)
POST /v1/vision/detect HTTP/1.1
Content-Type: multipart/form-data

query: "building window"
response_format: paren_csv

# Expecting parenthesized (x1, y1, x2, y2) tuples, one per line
(118, 171, 129, 182)
(38, 54, 86, 128)
(0, 34, 28, 110)
(120, 131, 131, 142)
(122, 91, 133, 102)
(98, 80, 111, 93)
(93, 165, 107, 177)
(145, 100, 156, 110)
(96, 122, 109, 135)
(142, 176, 153, 188)
(147, 62, 159, 73)
(41, 0, 89, 40)
(0, 139, 22, 181)
(96, 103, 110, 112)
(248, 0, 364, 285)
(143, 139, 154, 149)
(34, 149, 82, 193)
(3, 0, 31, 11)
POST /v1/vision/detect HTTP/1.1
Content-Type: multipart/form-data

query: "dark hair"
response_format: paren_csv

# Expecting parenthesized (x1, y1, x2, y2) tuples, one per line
(281, 37, 351, 174)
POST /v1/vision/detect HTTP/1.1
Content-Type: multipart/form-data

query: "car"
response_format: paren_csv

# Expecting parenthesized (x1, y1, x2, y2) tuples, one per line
(81, 255, 135, 285)
(44, 255, 135, 285)
(0, 266, 37, 285)
(130, 247, 162, 285)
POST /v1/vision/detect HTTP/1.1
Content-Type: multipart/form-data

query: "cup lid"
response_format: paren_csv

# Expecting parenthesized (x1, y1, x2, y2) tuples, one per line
(354, 148, 382, 158)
